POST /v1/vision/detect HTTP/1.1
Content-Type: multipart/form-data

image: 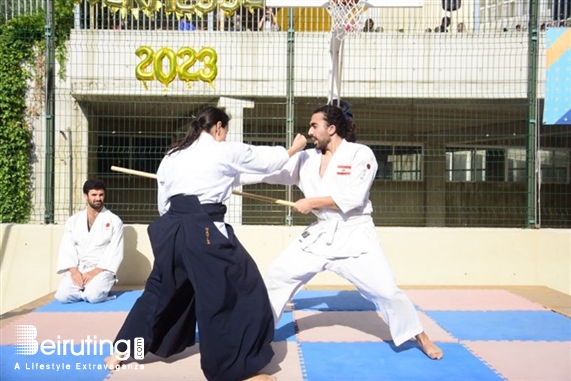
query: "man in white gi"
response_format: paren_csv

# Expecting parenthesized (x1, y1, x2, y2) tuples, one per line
(55, 179, 124, 303)
(239, 104, 443, 360)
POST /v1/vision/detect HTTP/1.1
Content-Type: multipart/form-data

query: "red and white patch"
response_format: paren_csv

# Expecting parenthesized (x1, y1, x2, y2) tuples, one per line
(105, 222, 111, 229)
(337, 165, 351, 175)
(366, 163, 371, 169)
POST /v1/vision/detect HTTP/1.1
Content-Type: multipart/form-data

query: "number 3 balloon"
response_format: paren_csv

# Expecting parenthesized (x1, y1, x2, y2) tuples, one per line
(220, 0, 241, 18)
(194, 0, 217, 18)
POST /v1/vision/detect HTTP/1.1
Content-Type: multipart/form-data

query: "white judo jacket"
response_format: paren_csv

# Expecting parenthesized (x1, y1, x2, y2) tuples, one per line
(156, 132, 290, 215)
(239, 140, 379, 259)
(56, 207, 124, 274)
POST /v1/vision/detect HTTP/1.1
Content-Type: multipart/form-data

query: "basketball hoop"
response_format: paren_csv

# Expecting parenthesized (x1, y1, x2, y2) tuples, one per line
(326, 0, 367, 104)
(262, 1, 422, 104)
(327, 0, 368, 40)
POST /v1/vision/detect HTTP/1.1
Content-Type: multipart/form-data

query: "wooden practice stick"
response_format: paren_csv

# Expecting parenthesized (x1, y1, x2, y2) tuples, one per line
(231, 191, 295, 207)
(111, 166, 157, 179)
(110, 165, 296, 207)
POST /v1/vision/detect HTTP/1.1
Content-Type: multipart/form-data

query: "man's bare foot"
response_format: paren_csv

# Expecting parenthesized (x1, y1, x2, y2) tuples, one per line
(243, 374, 277, 381)
(104, 354, 122, 369)
(415, 332, 443, 360)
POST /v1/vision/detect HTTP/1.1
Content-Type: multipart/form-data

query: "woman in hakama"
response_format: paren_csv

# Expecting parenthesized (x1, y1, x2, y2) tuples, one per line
(106, 107, 307, 381)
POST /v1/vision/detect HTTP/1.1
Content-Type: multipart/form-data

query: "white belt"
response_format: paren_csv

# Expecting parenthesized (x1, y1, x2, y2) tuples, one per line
(316, 214, 371, 227)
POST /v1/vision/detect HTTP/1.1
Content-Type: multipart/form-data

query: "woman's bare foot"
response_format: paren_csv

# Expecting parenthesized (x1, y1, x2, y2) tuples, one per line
(243, 374, 277, 381)
(415, 332, 443, 360)
(104, 354, 122, 369)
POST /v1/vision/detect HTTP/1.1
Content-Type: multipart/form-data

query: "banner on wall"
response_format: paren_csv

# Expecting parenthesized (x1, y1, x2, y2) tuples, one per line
(543, 27, 571, 125)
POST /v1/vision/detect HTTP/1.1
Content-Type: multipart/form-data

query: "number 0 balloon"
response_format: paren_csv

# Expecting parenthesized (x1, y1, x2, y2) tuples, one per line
(154, 47, 177, 90)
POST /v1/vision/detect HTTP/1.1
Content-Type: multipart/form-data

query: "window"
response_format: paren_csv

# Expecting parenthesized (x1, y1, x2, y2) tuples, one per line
(507, 148, 526, 182)
(539, 148, 570, 183)
(446, 148, 486, 182)
(370, 145, 422, 181)
(446, 147, 505, 182)
(480, 0, 527, 19)
(448, 146, 570, 183)
(507, 148, 570, 184)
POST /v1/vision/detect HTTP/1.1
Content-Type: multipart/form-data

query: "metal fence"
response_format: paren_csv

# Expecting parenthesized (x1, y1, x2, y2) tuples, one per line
(5, 1, 569, 31)
(3, 0, 571, 228)
(1, 0, 42, 23)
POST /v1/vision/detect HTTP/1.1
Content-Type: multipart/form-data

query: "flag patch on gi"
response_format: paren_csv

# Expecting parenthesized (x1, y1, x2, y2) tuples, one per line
(337, 165, 351, 175)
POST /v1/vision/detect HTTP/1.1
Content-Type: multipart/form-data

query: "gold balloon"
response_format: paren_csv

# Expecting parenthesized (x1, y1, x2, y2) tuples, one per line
(134, 0, 161, 15)
(103, 0, 134, 18)
(174, 0, 196, 15)
(177, 47, 200, 88)
(103, 0, 126, 9)
(242, 0, 264, 13)
(134, 46, 155, 90)
(219, 0, 240, 18)
(194, 0, 216, 18)
(154, 47, 178, 90)
(164, 0, 177, 13)
(197, 47, 218, 88)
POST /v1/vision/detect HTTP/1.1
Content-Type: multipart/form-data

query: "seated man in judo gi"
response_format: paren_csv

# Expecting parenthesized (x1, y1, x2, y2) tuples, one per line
(54, 179, 124, 303)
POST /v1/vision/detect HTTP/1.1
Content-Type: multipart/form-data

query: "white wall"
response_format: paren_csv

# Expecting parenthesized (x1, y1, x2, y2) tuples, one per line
(67, 30, 545, 100)
(1, 223, 569, 315)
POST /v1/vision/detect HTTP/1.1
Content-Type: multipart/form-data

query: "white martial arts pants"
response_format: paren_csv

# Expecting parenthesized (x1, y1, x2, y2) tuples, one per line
(265, 219, 423, 346)
(54, 267, 117, 304)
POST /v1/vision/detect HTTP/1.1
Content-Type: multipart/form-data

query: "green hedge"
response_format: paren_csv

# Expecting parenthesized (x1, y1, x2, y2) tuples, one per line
(0, 14, 43, 223)
(0, 1, 73, 223)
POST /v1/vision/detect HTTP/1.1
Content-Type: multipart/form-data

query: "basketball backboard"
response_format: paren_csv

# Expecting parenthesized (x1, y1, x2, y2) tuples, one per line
(264, 0, 424, 7)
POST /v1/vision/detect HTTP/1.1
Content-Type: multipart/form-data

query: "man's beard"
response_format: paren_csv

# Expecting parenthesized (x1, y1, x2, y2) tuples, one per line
(313, 137, 329, 154)
(88, 201, 104, 211)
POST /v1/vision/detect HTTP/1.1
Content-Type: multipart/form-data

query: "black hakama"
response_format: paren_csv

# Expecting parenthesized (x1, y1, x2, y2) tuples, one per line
(114, 195, 275, 381)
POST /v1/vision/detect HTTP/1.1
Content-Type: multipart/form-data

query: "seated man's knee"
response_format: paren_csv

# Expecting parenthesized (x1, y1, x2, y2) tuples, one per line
(54, 287, 81, 303)
(54, 289, 68, 303)
(82, 288, 109, 303)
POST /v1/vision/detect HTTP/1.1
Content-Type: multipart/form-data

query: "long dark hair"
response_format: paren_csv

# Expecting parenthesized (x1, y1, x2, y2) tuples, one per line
(313, 104, 357, 142)
(168, 107, 230, 155)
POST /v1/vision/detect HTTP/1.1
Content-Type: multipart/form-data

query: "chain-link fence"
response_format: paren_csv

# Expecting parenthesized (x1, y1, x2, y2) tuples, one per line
(1, 0, 570, 228)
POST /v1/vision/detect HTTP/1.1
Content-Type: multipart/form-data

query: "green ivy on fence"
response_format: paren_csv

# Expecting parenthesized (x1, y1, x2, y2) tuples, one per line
(0, 1, 73, 223)
(0, 14, 43, 223)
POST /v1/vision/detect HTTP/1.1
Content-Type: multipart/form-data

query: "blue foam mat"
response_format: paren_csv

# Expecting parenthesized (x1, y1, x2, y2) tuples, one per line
(1, 345, 110, 381)
(426, 310, 571, 341)
(274, 311, 297, 342)
(293, 290, 377, 311)
(34, 290, 143, 313)
(299, 342, 504, 381)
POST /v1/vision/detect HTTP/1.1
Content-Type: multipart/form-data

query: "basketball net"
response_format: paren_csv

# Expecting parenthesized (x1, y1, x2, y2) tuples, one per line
(327, 0, 367, 40)
(326, 0, 367, 104)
